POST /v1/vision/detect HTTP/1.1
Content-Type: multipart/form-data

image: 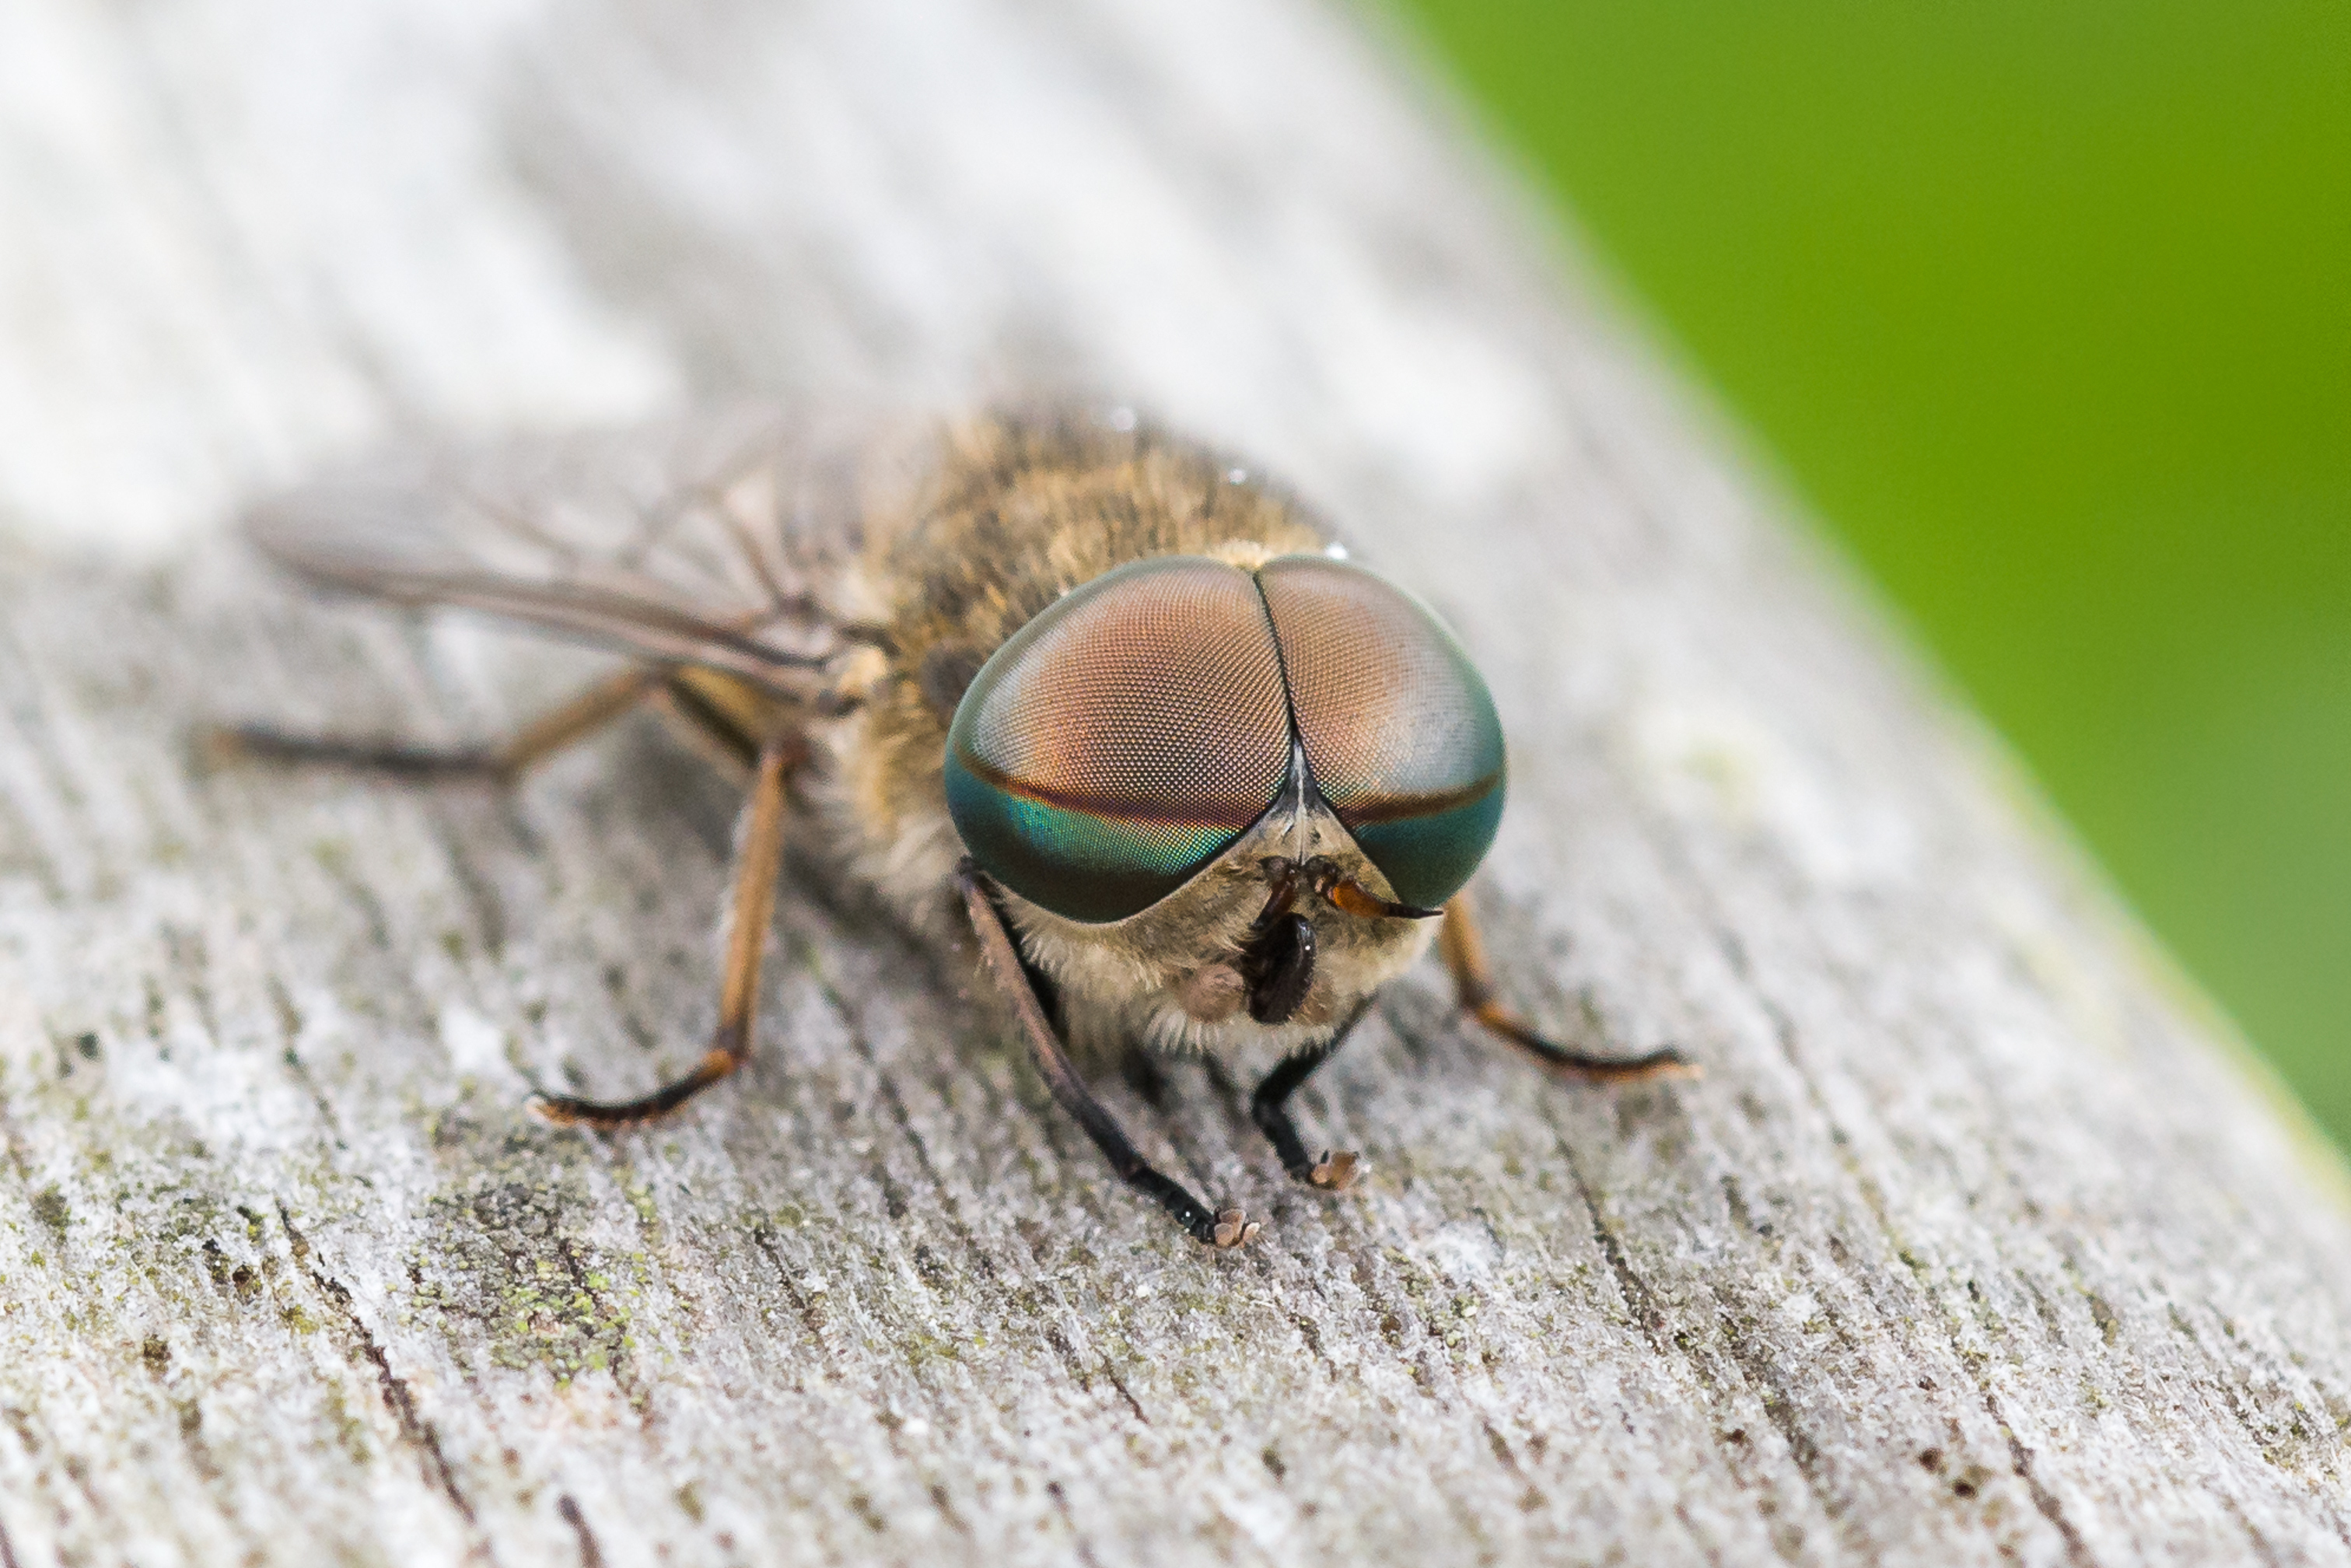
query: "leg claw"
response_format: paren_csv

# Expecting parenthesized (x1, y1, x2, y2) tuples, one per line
(1308, 1150, 1361, 1192)
(1211, 1208, 1263, 1248)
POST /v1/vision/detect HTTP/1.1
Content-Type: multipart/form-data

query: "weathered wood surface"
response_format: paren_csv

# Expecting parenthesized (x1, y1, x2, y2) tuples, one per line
(5, 1, 2351, 1564)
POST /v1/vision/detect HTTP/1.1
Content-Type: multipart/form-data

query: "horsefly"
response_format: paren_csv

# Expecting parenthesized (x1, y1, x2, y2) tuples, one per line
(218, 404, 1692, 1248)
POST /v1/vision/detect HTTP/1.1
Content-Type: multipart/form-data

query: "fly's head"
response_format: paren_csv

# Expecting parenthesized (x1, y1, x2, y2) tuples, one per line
(942, 548, 1506, 1052)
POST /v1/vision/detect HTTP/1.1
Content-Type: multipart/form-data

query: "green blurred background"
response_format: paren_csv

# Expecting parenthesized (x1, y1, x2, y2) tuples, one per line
(1390, 2, 2351, 1137)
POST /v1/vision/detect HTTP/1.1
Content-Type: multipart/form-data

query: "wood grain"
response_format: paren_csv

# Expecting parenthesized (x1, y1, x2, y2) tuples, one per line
(5, 0, 2350, 1563)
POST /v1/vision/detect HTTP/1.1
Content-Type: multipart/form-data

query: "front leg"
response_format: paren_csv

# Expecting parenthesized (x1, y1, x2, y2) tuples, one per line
(1250, 1003, 1370, 1192)
(957, 861, 1259, 1250)
(1439, 893, 1697, 1081)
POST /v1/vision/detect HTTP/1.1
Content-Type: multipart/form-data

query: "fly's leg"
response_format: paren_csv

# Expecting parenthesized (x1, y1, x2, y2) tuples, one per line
(1250, 1003, 1370, 1192)
(643, 670, 763, 782)
(207, 667, 662, 783)
(957, 860, 1259, 1250)
(222, 660, 799, 1125)
(1439, 894, 1698, 1081)
(532, 730, 797, 1125)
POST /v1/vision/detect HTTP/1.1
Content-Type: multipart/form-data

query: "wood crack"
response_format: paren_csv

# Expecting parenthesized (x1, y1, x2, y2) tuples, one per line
(750, 1224, 832, 1352)
(265, 977, 344, 1137)
(1989, 1392, 2097, 1568)
(1040, 1322, 1148, 1425)
(1564, 1146, 1817, 1565)
(1042, 1480, 1105, 1568)
(285, 1210, 497, 1566)
(430, 815, 511, 961)
(556, 1494, 607, 1568)
(2220, 1490, 2290, 1568)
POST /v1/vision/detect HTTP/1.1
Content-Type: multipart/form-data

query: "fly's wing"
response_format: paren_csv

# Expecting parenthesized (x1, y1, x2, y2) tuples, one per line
(246, 405, 925, 697)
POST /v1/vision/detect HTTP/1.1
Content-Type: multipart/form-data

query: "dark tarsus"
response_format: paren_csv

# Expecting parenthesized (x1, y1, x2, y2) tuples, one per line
(1250, 1001, 1371, 1185)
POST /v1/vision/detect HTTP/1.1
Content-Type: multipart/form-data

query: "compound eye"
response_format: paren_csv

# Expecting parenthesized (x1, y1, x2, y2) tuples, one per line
(1257, 555, 1506, 909)
(944, 557, 1293, 923)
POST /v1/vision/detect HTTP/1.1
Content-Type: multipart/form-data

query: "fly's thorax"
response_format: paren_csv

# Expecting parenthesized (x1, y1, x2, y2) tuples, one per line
(1002, 802, 1433, 1058)
(872, 410, 1328, 698)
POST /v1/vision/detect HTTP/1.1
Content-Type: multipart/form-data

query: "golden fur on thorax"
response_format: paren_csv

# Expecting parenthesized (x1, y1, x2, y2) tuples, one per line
(818, 408, 1429, 1059)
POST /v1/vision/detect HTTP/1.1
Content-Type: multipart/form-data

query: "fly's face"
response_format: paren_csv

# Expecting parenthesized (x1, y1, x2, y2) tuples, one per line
(943, 549, 1506, 1046)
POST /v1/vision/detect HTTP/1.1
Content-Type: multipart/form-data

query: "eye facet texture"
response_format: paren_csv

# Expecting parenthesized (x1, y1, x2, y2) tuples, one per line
(1257, 556, 1505, 909)
(944, 558, 1293, 922)
(945, 552, 1506, 923)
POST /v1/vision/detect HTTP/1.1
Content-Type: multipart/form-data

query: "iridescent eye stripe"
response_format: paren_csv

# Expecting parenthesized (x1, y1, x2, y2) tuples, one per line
(950, 748, 1277, 831)
(1327, 771, 1502, 827)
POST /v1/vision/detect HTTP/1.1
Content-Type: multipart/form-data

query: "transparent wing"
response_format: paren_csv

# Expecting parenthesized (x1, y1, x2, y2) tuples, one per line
(246, 405, 919, 695)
